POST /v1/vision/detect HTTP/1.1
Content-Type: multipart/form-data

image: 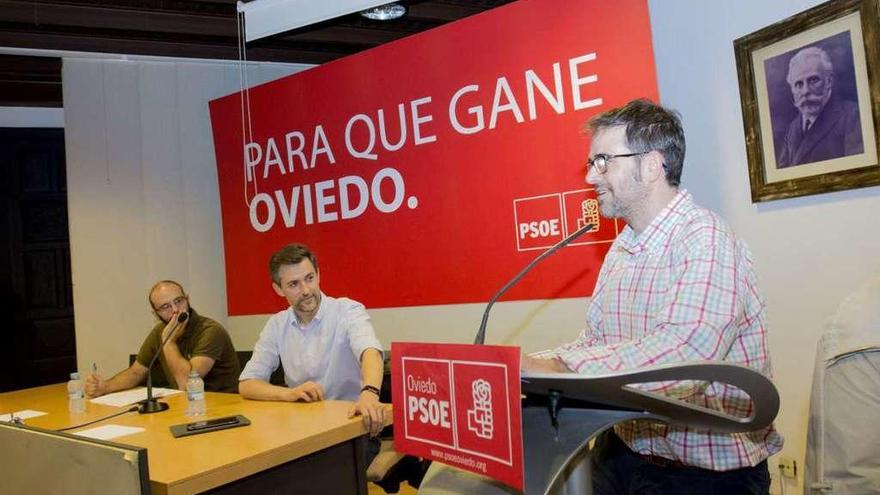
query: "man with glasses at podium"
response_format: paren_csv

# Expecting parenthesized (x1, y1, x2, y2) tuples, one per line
(522, 99, 783, 495)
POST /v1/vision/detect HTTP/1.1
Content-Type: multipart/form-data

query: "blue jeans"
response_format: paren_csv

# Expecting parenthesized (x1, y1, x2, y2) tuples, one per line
(590, 431, 771, 495)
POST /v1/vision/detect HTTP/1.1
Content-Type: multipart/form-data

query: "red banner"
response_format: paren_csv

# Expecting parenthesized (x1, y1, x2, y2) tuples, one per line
(391, 342, 523, 490)
(209, 0, 657, 315)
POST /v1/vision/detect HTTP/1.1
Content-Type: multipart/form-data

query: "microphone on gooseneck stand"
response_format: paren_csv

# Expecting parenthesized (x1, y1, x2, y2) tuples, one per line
(473, 223, 595, 345)
(139, 311, 188, 414)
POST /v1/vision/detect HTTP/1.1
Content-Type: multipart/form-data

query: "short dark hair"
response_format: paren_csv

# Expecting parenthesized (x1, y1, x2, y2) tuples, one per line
(269, 243, 318, 285)
(587, 98, 686, 186)
(148, 280, 186, 309)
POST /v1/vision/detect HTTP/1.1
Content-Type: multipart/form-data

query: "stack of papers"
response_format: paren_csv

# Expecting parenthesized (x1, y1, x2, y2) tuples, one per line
(89, 387, 182, 407)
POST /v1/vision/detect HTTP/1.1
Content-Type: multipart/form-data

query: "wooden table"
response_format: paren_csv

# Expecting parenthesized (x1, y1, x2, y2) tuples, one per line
(0, 384, 390, 495)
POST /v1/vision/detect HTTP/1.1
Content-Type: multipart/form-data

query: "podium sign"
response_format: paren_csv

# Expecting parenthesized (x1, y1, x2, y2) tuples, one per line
(392, 343, 523, 490)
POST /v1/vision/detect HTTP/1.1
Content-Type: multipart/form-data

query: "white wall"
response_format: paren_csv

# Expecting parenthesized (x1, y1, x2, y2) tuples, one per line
(648, 1, 880, 493)
(62, 56, 309, 375)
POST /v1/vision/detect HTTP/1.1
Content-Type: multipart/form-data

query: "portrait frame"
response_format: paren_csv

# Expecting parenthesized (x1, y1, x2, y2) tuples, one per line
(734, 0, 880, 202)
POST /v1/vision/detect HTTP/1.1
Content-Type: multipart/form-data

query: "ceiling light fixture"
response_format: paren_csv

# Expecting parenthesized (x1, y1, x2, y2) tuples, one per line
(237, 1, 394, 42)
(360, 2, 407, 21)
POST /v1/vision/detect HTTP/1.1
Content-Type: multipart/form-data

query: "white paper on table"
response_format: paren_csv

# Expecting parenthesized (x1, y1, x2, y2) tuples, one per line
(74, 424, 145, 440)
(0, 409, 48, 421)
(89, 387, 182, 407)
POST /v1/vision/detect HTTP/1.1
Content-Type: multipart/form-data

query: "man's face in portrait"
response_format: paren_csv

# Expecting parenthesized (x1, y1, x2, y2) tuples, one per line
(787, 54, 833, 121)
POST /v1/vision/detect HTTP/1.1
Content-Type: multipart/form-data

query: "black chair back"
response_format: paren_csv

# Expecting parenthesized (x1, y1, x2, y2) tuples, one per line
(235, 350, 286, 386)
(129, 351, 285, 386)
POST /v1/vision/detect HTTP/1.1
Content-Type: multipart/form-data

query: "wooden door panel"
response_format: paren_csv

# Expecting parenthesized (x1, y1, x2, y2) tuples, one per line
(1, 127, 75, 391)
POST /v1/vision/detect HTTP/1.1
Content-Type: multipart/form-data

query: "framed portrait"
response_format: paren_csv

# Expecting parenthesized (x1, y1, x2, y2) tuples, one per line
(734, 0, 880, 202)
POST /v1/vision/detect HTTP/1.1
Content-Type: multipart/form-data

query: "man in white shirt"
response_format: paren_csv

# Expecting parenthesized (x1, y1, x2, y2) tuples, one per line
(239, 243, 386, 437)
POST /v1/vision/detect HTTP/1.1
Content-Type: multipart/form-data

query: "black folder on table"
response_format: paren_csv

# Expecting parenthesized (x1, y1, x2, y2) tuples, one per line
(170, 415, 250, 438)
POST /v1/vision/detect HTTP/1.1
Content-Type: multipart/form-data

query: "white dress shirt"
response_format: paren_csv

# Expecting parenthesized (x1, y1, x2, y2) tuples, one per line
(240, 293, 383, 400)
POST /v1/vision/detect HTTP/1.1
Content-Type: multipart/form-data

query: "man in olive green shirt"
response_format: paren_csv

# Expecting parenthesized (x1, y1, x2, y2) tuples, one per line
(86, 280, 240, 396)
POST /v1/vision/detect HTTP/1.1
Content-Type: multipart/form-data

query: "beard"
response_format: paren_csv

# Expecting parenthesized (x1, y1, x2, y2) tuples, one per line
(597, 175, 649, 221)
(797, 97, 823, 116)
(795, 88, 831, 119)
(295, 294, 320, 313)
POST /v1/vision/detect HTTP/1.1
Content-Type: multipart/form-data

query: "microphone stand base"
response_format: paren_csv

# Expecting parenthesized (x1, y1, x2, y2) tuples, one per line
(138, 399, 169, 414)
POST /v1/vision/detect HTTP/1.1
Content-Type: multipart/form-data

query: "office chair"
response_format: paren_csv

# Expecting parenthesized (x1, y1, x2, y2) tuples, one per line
(129, 351, 285, 387)
(235, 351, 286, 386)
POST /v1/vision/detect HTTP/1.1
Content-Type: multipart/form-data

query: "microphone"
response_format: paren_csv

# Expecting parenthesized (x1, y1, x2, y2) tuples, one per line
(473, 223, 595, 345)
(140, 311, 188, 414)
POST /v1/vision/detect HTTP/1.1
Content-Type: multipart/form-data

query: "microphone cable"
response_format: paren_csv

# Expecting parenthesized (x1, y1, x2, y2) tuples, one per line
(56, 405, 140, 432)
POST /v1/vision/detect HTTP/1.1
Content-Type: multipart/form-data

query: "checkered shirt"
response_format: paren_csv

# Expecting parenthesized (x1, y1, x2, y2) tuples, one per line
(550, 190, 783, 471)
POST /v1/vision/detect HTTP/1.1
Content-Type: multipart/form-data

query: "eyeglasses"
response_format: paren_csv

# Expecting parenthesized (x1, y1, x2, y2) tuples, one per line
(155, 296, 187, 313)
(586, 151, 650, 174)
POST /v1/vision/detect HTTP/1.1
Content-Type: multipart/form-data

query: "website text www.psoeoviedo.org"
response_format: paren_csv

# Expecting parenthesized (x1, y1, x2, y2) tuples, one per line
(430, 449, 488, 473)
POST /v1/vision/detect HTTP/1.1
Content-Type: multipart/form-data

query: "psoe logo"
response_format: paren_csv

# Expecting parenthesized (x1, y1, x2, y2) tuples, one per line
(513, 189, 619, 252)
(467, 379, 493, 440)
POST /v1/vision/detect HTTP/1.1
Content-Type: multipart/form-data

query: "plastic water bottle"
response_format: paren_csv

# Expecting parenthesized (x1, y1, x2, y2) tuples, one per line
(68, 372, 86, 413)
(186, 369, 206, 416)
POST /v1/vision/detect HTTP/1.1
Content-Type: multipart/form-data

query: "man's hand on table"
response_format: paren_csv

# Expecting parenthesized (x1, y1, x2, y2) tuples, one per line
(348, 390, 385, 437)
(283, 381, 324, 402)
